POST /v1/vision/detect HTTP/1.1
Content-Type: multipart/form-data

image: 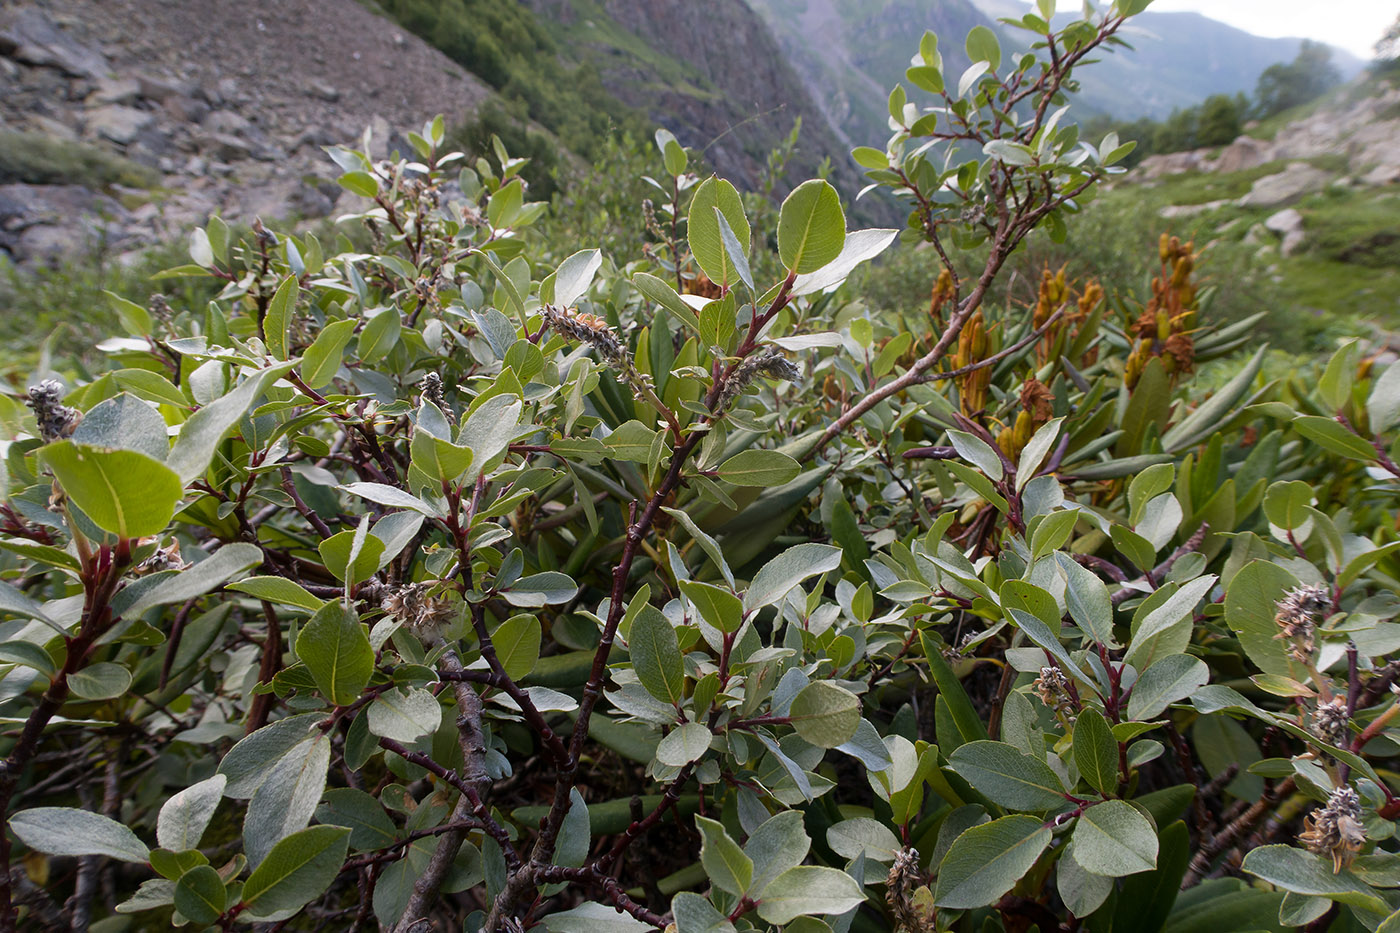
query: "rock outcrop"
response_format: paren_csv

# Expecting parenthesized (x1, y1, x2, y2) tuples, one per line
(1135, 82, 1400, 189)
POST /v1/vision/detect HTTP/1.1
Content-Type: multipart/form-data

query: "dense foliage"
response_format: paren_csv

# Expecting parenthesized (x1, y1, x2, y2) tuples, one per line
(5, 3, 1400, 932)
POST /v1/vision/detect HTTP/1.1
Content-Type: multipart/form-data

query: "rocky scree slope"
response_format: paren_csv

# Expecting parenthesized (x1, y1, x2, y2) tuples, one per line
(0, 0, 492, 267)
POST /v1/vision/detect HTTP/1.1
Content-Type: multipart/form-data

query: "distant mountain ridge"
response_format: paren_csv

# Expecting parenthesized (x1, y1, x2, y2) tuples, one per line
(749, 0, 1366, 149)
(971, 1, 1365, 119)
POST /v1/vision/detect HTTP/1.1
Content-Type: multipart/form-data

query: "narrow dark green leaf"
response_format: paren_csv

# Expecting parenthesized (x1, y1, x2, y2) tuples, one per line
(1072, 708, 1119, 794)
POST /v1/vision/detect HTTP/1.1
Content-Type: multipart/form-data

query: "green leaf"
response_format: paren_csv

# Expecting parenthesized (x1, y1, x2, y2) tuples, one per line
(0, 640, 55, 676)
(368, 687, 442, 742)
(318, 528, 385, 586)
(965, 24, 1002, 69)
(1241, 845, 1390, 915)
(657, 722, 712, 766)
(906, 64, 945, 94)
(744, 543, 842, 611)
(241, 825, 351, 916)
(0, 582, 59, 631)
(921, 632, 990, 748)
(679, 580, 743, 633)
(755, 866, 866, 924)
(315, 788, 397, 852)
(1263, 479, 1314, 531)
(339, 171, 379, 198)
(746, 811, 811, 892)
(457, 394, 522, 484)
(630, 604, 685, 706)
(301, 319, 357, 389)
(1161, 346, 1265, 452)
(264, 275, 298, 361)
(556, 787, 591, 869)
(189, 226, 215, 267)
(1223, 560, 1301, 676)
(1059, 840, 1115, 918)
(67, 662, 133, 701)
(502, 572, 577, 608)
(632, 273, 701, 336)
(242, 730, 331, 866)
(1056, 552, 1116, 646)
(1193, 714, 1263, 801)
(688, 176, 750, 286)
(696, 816, 753, 897)
(789, 681, 860, 748)
(947, 740, 1067, 810)
(543, 902, 653, 932)
(1368, 362, 1400, 434)
(553, 249, 602, 308)
(948, 430, 1004, 480)
(935, 815, 1052, 909)
(1072, 800, 1158, 876)
(714, 208, 754, 292)
(1016, 418, 1063, 490)
(411, 403, 474, 484)
(1294, 415, 1377, 462)
(1072, 708, 1119, 794)
(790, 228, 897, 296)
(493, 614, 542, 680)
(1006, 609, 1094, 688)
(983, 139, 1035, 167)
(10, 807, 151, 863)
(122, 543, 262, 616)
(104, 290, 153, 337)
(40, 443, 182, 539)
(295, 602, 373, 707)
(218, 714, 322, 797)
(157, 774, 226, 851)
(72, 393, 169, 461)
(716, 449, 800, 487)
(111, 368, 188, 409)
(671, 892, 736, 933)
(777, 179, 846, 274)
(168, 361, 298, 483)
(656, 128, 688, 176)
(358, 307, 401, 364)
(1127, 654, 1209, 720)
(227, 576, 326, 612)
(1123, 575, 1216, 671)
(827, 818, 901, 863)
(174, 865, 226, 924)
(662, 507, 735, 588)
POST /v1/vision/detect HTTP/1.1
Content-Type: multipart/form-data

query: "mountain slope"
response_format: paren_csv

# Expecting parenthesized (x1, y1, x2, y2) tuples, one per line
(520, 0, 861, 198)
(747, 0, 994, 149)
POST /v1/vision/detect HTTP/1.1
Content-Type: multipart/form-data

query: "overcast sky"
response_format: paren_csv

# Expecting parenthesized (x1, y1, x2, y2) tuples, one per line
(1123, 1, 1394, 59)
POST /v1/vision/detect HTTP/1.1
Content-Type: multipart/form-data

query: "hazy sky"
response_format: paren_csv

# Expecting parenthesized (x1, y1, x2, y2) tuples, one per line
(1125, 1, 1394, 59)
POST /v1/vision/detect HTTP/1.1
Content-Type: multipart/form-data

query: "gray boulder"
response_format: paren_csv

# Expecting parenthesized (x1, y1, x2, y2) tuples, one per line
(1215, 136, 1270, 175)
(86, 104, 155, 145)
(0, 6, 107, 79)
(1264, 208, 1305, 257)
(1237, 162, 1330, 209)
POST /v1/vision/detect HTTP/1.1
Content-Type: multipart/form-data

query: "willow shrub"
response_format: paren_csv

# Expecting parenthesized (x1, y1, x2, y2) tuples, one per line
(5, 2, 1400, 932)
